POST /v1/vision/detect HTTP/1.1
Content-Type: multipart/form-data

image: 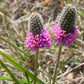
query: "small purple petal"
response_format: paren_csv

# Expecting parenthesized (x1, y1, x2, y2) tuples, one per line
(51, 23, 77, 46)
(24, 29, 51, 51)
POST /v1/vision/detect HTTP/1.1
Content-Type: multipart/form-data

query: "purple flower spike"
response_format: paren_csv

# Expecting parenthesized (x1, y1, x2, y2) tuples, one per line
(25, 13, 51, 51)
(51, 4, 78, 46)
(25, 29, 51, 51)
(51, 23, 77, 46)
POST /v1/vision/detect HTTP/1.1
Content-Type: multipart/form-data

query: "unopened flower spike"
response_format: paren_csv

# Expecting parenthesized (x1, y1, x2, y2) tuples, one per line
(51, 4, 77, 46)
(25, 13, 51, 51)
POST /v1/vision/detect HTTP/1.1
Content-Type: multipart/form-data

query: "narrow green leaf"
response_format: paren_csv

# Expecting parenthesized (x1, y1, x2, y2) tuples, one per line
(0, 75, 27, 84)
(30, 75, 37, 84)
(0, 36, 29, 58)
(69, 56, 80, 63)
(8, 54, 34, 69)
(0, 76, 13, 81)
(0, 36, 48, 75)
(8, 54, 48, 79)
(59, 54, 74, 69)
(0, 60, 20, 84)
(65, 55, 74, 63)
(25, 71, 31, 84)
(0, 51, 45, 84)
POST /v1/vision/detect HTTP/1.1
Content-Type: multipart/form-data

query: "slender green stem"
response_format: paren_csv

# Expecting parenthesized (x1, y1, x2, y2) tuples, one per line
(52, 44, 62, 84)
(34, 49, 39, 84)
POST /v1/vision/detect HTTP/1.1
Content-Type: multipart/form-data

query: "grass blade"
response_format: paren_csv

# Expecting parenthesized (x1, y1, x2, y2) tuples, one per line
(25, 71, 31, 84)
(0, 36, 49, 75)
(0, 36, 29, 58)
(0, 50, 45, 84)
(0, 60, 20, 84)
(8, 54, 34, 69)
(0, 75, 27, 84)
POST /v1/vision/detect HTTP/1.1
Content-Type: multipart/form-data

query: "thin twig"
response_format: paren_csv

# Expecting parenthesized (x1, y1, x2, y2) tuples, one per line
(57, 63, 84, 79)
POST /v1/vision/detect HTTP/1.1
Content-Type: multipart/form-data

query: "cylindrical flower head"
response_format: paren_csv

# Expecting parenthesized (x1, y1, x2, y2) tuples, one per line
(25, 13, 51, 51)
(58, 4, 76, 33)
(51, 4, 77, 46)
(28, 13, 43, 35)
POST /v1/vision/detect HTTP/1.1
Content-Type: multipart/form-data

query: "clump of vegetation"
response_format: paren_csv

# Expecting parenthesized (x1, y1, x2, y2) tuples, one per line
(0, 0, 84, 84)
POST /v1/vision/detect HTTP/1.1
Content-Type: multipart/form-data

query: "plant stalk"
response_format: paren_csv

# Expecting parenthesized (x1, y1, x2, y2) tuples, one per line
(34, 49, 39, 84)
(52, 44, 62, 84)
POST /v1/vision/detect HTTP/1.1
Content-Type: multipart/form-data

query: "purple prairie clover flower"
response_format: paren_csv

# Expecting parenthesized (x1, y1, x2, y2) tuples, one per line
(24, 29, 51, 51)
(51, 23, 77, 46)
(52, 4, 78, 84)
(51, 4, 78, 46)
(25, 13, 51, 51)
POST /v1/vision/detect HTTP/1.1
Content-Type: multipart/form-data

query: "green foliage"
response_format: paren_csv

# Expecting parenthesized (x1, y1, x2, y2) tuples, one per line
(25, 72, 31, 84)
(0, 50, 45, 84)
(0, 76, 27, 84)
(0, 60, 20, 84)
(0, 1, 83, 84)
(0, 36, 49, 75)
(59, 54, 80, 70)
